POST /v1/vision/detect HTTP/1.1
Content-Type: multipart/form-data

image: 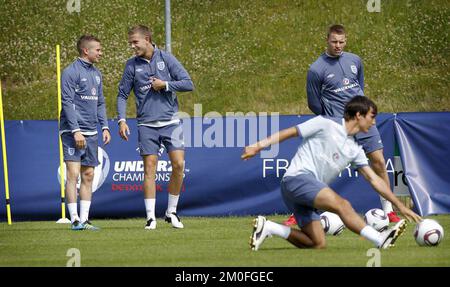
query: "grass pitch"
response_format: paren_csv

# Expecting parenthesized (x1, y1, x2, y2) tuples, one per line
(0, 215, 449, 267)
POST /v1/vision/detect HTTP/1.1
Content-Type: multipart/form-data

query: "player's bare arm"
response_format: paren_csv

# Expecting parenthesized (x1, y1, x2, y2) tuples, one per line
(241, 127, 298, 160)
(358, 165, 422, 223)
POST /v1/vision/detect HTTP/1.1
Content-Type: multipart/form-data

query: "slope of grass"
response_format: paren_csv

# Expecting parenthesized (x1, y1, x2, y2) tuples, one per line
(0, 0, 449, 120)
(0, 215, 449, 267)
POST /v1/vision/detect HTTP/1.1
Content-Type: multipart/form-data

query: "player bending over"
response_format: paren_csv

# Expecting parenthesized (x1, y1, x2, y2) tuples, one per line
(241, 96, 421, 250)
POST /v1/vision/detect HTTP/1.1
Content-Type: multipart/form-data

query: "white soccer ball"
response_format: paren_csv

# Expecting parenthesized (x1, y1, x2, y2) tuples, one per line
(320, 211, 345, 236)
(364, 208, 389, 232)
(414, 219, 444, 247)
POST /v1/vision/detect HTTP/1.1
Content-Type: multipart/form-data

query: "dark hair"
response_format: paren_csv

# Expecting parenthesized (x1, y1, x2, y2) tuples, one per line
(344, 96, 378, 120)
(76, 35, 100, 56)
(327, 24, 346, 38)
(128, 25, 152, 42)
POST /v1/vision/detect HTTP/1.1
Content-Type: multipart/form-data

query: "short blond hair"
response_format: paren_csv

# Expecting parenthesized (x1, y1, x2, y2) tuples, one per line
(128, 25, 152, 42)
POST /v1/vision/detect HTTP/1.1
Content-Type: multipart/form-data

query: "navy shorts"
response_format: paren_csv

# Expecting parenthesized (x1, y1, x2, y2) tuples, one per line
(61, 133, 99, 167)
(281, 173, 327, 228)
(138, 124, 184, 156)
(354, 125, 383, 154)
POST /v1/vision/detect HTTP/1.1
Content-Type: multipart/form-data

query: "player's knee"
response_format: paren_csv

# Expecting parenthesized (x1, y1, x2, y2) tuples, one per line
(82, 169, 95, 182)
(171, 159, 185, 174)
(144, 159, 157, 175)
(313, 240, 327, 249)
(371, 157, 386, 172)
(66, 170, 79, 182)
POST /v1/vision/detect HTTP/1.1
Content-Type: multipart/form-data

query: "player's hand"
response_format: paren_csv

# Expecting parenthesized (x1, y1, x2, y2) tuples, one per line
(119, 122, 130, 141)
(103, 129, 111, 145)
(73, 132, 86, 149)
(399, 206, 422, 223)
(151, 77, 166, 91)
(241, 145, 260, 161)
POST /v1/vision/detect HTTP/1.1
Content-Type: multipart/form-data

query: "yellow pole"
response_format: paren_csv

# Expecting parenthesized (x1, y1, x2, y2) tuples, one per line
(56, 44, 67, 221)
(0, 80, 12, 225)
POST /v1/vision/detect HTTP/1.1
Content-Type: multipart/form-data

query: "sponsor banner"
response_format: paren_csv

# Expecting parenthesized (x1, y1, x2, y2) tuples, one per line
(395, 112, 450, 216)
(0, 113, 448, 221)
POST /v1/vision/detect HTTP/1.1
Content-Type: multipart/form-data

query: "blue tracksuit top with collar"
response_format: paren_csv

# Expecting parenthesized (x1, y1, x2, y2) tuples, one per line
(117, 47, 194, 124)
(59, 58, 109, 134)
(306, 52, 364, 117)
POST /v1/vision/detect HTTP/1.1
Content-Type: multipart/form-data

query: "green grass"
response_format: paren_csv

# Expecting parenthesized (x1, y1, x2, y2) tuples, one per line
(1, 215, 449, 266)
(0, 0, 449, 120)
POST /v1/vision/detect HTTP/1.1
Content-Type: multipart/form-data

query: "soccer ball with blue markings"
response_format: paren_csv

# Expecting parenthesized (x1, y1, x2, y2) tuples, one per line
(320, 211, 345, 236)
(414, 219, 444, 247)
(364, 208, 389, 232)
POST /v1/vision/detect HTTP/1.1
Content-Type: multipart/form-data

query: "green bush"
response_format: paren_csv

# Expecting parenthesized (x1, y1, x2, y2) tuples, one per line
(0, 0, 448, 120)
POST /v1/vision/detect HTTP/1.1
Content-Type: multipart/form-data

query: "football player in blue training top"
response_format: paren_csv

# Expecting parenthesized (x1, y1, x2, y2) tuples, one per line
(284, 24, 401, 227)
(117, 25, 194, 230)
(60, 35, 111, 231)
(242, 96, 421, 250)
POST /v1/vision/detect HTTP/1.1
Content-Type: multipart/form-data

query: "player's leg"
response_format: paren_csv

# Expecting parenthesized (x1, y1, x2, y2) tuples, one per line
(250, 213, 324, 250)
(78, 165, 98, 230)
(163, 123, 185, 228)
(61, 132, 83, 229)
(313, 187, 366, 233)
(65, 161, 81, 226)
(251, 174, 325, 251)
(77, 135, 100, 230)
(138, 125, 161, 230)
(165, 149, 185, 228)
(143, 154, 158, 229)
(367, 149, 400, 222)
(291, 220, 326, 249)
(313, 187, 406, 248)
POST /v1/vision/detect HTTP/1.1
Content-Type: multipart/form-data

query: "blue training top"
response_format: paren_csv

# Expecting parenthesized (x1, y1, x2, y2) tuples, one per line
(117, 46, 194, 125)
(306, 52, 364, 117)
(59, 58, 109, 135)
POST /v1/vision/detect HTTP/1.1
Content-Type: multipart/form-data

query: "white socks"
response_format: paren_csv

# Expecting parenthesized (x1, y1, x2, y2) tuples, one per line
(67, 203, 79, 223)
(80, 200, 91, 223)
(266, 220, 291, 239)
(360, 225, 383, 246)
(68, 201, 92, 223)
(167, 194, 180, 214)
(145, 194, 180, 220)
(144, 198, 156, 220)
(380, 196, 394, 213)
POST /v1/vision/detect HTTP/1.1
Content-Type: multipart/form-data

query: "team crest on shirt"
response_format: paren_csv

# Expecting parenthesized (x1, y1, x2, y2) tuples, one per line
(351, 65, 357, 74)
(96, 76, 101, 84)
(343, 78, 350, 85)
(332, 152, 340, 161)
(68, 148, 75, 156)
(91, 87, 96, 96)
(157, 61, 165, 71)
